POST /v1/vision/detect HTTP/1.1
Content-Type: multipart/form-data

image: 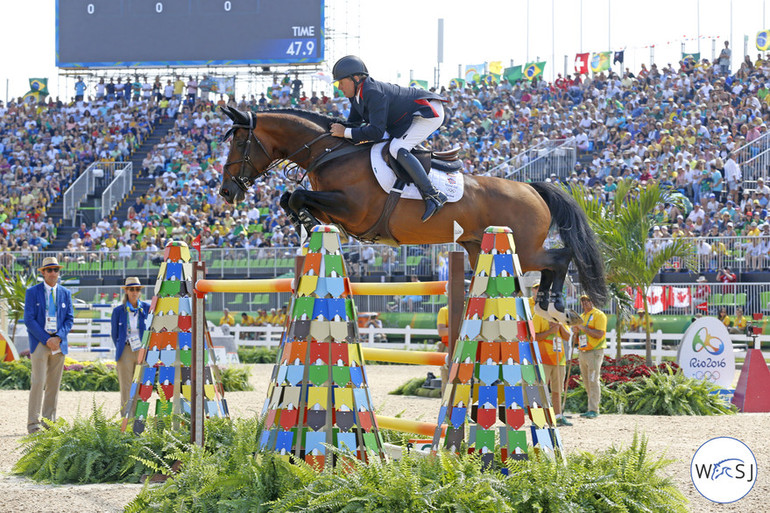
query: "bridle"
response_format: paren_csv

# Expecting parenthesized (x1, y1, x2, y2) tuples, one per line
(222, 110, 333, 193)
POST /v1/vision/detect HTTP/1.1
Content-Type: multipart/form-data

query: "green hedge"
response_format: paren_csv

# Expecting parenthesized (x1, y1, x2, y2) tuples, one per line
(0, 359, 251, 392)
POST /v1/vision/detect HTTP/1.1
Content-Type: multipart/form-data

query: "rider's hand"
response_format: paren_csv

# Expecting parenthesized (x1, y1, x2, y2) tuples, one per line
(330, 123, 346, 138)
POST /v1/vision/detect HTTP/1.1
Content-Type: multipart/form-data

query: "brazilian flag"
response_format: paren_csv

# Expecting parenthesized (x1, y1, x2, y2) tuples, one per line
(682, 52, 700, 64)
(758, 30, 770, 51)
(23, 78, 48, 103)
(481, 74, 499, 86)
(449, 78, 465, 89)
(409, 80, 429, 90)
(523, 62, 545, 80)
(590, 52, 611, 73)
(503, 66, 522, 84)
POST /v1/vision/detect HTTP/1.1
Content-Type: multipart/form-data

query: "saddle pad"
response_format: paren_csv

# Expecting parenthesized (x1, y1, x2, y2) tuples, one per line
(370, 142, 464, 202)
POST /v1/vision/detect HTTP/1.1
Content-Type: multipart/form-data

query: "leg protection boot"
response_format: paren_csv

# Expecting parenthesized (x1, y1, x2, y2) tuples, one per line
(395, 148, 447, 222)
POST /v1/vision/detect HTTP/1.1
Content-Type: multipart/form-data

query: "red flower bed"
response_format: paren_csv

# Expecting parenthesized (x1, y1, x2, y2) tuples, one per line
(565, 354, 678, 389)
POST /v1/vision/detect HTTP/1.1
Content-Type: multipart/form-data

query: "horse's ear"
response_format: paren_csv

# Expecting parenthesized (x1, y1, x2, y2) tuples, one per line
(220, 105, 234, 121)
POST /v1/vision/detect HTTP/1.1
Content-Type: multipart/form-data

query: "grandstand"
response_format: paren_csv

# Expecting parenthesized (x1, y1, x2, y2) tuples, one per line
(1, 2, 770, 324)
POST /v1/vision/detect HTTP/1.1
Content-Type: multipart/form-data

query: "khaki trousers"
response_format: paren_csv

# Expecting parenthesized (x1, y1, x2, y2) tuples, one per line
(116, 346, 139, 416)
(578, 349, 604, 413)
(28, 343, 65, 433)
(542, 363, 566, 414)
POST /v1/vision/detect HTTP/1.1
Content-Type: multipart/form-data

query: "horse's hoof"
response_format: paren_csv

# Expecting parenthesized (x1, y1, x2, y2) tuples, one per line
(534, 304, 556, 323)
(547, 303, 569, 325)
(565, 309, 583, 326)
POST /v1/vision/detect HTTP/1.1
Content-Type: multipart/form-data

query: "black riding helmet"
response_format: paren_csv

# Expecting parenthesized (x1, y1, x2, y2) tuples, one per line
(332, 55, 369, 81)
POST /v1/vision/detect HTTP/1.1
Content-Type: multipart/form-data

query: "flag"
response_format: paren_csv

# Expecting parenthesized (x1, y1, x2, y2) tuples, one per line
(634, 286, 668, 314)
(488, 61, 503, 76)
(311, 71, 333, 84)
(465, 63, 484, 84)
(480, 74, 498, 86)
(696, 302, 708, 312)
(613, 51, 624, 65)
(670, 287, 692, 308)
(409, 80, 429, 89)
(503, 66, 522, 84)
(574, 53, 589, 75)
(523, 61, 545, 80)
(590, 52, 611, 73)
(682, 52, 700, 63)
(23, 77, 48, 103)
(449, 78, 466, 89)
(757, 30, 770, 51)
(192, 233, 201, 260)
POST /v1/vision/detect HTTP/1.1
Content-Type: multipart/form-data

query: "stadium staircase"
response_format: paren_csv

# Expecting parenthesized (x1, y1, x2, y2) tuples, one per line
(50, 115, 177, 251)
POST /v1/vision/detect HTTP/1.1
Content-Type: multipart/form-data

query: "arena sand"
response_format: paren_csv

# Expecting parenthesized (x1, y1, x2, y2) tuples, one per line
(0, 363, 766, 512)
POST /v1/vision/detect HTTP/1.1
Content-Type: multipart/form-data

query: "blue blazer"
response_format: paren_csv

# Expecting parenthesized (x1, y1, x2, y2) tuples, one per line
(23, 283, 74, 355)
(347, 77, 445, 143)
(110, 301, 150, 362)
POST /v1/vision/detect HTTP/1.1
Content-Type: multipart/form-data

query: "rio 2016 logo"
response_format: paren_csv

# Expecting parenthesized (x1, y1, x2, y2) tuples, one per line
(691, 437, 757, 503)
(692, 327, 724, 355)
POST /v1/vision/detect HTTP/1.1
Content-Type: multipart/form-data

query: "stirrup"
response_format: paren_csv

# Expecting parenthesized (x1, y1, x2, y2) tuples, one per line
(421, 191, 447, 222)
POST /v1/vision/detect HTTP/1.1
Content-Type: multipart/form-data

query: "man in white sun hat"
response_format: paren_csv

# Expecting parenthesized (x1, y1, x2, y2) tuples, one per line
(24, 257, 74, 433)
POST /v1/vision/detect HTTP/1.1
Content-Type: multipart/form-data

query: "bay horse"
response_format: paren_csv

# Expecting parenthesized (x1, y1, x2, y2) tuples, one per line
(219, 107, 607, 319)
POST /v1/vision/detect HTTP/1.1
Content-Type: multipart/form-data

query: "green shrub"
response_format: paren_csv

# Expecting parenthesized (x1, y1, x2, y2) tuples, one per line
(0, 358, 31, 389)
(390, 376, 442, 398)
(61, 362, 120, 392)
(14, 405, 139, 483)
(565, 367, 737, 416)
(220, 367, 254, 391)
(128, 432, 687, 513)
(238, 346, 279, 363)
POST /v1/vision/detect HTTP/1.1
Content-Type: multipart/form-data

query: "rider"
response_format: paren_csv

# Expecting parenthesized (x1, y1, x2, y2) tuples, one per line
(330, 55, 448, 222)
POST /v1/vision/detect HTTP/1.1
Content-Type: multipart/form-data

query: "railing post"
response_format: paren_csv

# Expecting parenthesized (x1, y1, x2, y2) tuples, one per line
(404, 325, 411, 350)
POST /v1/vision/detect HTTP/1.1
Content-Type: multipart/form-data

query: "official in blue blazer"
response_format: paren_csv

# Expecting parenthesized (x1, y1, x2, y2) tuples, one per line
(111, 276, 150, 414)
(24, 257, 74, 433)
(330, 55, 448, 221)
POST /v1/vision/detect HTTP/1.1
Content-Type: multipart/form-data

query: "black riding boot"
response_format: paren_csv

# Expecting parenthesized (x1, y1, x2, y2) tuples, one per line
(395, 148, 447, 222)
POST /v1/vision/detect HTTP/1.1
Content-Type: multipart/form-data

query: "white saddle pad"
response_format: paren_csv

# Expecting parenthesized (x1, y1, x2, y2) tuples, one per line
(370, 142, 464, 202)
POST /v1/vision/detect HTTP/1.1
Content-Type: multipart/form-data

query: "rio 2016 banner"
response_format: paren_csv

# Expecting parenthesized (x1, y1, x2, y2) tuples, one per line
(677, 317, 735, 389)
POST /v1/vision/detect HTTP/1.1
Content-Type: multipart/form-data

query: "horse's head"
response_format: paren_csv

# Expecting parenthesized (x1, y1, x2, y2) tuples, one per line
(219, 106, 272, 204)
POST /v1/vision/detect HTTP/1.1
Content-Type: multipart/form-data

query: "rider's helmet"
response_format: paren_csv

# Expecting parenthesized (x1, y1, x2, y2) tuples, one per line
(332, 55, 369, 82)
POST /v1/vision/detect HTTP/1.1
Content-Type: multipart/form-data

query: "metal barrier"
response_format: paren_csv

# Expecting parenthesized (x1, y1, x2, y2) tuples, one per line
(101, 162, 133, 219)
(732, 130, 770, 184)
(502, 139, 576, 182)
(62, 161, 130, 226)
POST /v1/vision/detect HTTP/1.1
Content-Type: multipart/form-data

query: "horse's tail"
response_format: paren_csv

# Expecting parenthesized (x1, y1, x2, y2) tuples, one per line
(529, 181, 608, 306)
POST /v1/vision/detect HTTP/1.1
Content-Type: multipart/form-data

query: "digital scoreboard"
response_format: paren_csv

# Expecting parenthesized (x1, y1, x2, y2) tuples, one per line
(56, 0, 324, 68)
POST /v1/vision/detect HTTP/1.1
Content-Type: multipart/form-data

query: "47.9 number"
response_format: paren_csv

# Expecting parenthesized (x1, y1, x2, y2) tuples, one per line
(286, 41, 315, 57)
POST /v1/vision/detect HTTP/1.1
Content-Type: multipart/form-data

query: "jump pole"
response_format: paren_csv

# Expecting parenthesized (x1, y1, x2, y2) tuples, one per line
(196, 278, 449, 296)
(191, 261, 206, 447)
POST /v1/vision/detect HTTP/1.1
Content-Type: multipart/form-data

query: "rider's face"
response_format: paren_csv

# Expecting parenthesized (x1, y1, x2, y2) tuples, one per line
(337, 77, 356, 98)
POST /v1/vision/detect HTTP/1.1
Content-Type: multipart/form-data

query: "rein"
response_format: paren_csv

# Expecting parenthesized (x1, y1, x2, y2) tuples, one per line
(222, 111, 338, 191)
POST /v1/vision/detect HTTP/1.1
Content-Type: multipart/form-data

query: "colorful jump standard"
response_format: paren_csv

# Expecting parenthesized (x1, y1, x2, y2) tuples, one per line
(121, 241, 228, 437)
(259, 225, 385, 469)
(432, 226, 562, 467)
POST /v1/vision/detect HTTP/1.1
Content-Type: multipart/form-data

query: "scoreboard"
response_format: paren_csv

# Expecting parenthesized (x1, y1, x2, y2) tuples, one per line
(56, 0, 324, 68)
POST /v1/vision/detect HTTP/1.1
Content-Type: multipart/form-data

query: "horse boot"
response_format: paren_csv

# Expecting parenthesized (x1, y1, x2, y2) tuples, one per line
(547, 291, 571, 326)
(297, 208, 320, 232)
(395, 148, 447, 222)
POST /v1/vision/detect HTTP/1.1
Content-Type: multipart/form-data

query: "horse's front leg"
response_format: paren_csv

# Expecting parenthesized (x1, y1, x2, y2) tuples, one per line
(279, 192, 303, 231)
(288, 189, 352, 230)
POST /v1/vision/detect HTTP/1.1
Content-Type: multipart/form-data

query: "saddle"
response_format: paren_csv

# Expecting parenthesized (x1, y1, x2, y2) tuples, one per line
(380, 142, 463, 183)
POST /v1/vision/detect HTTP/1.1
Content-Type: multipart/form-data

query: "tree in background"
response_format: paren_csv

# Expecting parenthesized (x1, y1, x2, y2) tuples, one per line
(0, 271, 39, 347)
(567, 181, 697, 365)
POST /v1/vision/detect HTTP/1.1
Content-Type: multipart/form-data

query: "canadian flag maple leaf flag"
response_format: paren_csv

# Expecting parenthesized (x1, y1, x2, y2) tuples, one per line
(646, 286, 667, 314)
(670, 287, 692, 308)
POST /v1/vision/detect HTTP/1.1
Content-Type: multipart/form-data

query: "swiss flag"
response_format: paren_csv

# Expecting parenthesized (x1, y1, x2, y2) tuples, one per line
(574, 53, 589, 75)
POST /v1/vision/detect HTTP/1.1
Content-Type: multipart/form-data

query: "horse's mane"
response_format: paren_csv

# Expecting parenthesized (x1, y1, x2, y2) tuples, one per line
(266, 109, 347, 130)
